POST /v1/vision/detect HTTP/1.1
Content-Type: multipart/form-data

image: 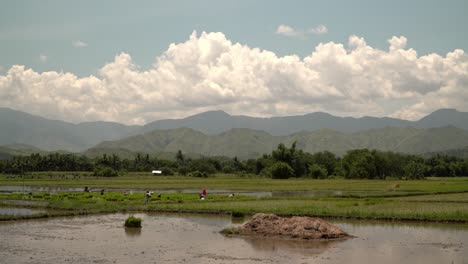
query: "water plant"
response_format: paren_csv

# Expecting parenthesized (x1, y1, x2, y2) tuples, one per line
(124, 215, 142, 228)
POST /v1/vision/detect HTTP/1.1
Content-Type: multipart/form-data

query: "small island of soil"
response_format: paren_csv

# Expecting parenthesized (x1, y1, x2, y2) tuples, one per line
(223, 213, 351, 240)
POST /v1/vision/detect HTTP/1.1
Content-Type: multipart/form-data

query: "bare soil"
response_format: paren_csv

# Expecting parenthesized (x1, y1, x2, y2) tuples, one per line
(227, 213, 351, 240)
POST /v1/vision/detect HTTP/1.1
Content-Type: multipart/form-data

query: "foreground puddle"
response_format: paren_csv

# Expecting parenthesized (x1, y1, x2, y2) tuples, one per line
(0, 213, 466, 263)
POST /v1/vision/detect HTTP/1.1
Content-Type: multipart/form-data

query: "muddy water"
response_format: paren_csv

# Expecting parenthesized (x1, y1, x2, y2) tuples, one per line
(0, 213, 466, 264)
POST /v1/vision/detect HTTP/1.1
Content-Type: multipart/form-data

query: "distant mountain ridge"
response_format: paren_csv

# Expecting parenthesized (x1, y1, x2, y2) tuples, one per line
(1, 107, 468, 152)
(142, 108, 468, 135)
(0, 108, 140, 152)
(86, 126, 468, 159)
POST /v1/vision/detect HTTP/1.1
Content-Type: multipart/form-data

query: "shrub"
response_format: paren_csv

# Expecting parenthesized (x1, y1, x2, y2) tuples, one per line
(237, 172, 257, 178)
(188, 159, 216, 175)
(178, 166, 189, 176)
(93, 166, 119, 177)
(270, 162, 294, 179)
(189, 170, 208, 178)
(403, 161, 426, 179)
(308, 164, 328, 179)
(124, 215, 142, 228)
(160, 167, 174, 176)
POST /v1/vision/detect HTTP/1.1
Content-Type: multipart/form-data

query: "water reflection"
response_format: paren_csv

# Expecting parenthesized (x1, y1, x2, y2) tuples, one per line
(124, 227, 142, 237)
(0, 185, 84, 193)
(0, 207, 45, 216)
(231, 215, 247, 224)
(240, 235, 343, 256)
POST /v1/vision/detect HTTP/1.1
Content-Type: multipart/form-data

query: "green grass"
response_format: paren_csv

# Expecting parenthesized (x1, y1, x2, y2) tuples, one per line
(1, 191, 467, 222)
(394, 192, 468, 202)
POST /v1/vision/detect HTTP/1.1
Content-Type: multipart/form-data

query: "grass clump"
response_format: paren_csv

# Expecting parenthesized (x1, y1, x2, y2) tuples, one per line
(124, 215, 142, 228)
(221, 227, 241, 235)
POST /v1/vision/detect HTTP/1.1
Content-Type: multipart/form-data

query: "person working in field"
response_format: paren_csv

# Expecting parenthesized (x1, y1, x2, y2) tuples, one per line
(144, 191, 152, 203)
(200, 188, 207, 200)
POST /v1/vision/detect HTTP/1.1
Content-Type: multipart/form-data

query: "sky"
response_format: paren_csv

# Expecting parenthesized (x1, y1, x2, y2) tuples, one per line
(0, 0, 467, 124)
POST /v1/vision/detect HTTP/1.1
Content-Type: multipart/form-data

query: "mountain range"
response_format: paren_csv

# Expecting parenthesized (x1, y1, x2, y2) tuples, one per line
(1, 107, 468, 156)
(0, 107, 140, 152)
(141, 108, 468, 135)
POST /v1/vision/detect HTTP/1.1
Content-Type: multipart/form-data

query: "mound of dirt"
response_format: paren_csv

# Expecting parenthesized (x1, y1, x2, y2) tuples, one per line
(228, 213, 350, 240)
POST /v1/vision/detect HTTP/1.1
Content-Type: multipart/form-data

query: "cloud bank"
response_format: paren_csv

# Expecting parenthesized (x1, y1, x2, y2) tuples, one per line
(1, 31, 467, 124)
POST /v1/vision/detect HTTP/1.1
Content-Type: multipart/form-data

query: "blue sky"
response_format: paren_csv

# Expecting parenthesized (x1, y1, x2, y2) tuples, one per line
(0, 0, 467, 124)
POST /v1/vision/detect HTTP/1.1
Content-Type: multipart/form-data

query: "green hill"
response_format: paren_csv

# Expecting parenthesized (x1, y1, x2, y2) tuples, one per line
(0, 143, 49, 160)
(85, 126, 468, 159)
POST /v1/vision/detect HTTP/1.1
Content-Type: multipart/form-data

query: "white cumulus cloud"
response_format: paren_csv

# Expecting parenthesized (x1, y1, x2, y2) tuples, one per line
(309, 24, 328, 34)
(73, 40, 88, 48)
(39, 54, 48, 63)
(276, 24, 328, 37)
(0, 31, 467, 124)
(275, 24, 303, 37)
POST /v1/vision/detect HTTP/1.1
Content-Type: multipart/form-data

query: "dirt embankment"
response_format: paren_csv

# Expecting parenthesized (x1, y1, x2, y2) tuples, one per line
(225, 213, 351, 240)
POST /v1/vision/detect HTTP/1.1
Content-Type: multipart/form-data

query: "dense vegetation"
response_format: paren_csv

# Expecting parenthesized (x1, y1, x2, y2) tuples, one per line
(1, 143, 467, 179)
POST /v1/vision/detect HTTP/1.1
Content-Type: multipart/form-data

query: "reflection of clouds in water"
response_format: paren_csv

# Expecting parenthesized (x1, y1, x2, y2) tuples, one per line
(239, 235, 344, 256)
(0, 207, 45, 216)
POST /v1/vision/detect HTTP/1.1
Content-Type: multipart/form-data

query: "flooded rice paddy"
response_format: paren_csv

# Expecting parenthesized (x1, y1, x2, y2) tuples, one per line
(0, 213, 466, 264)
(0, 185, 414, 198)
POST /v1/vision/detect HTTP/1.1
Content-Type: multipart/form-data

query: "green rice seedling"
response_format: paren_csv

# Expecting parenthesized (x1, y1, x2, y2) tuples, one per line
(124, 215, 142, 228)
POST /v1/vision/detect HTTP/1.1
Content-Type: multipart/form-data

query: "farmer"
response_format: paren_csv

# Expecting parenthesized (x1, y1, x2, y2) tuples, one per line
(200, 188, 207, 199)
(144, 191, 152, 203)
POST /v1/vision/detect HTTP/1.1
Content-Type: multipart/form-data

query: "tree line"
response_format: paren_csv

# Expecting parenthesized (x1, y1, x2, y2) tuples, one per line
(1, 143, 468, 179)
